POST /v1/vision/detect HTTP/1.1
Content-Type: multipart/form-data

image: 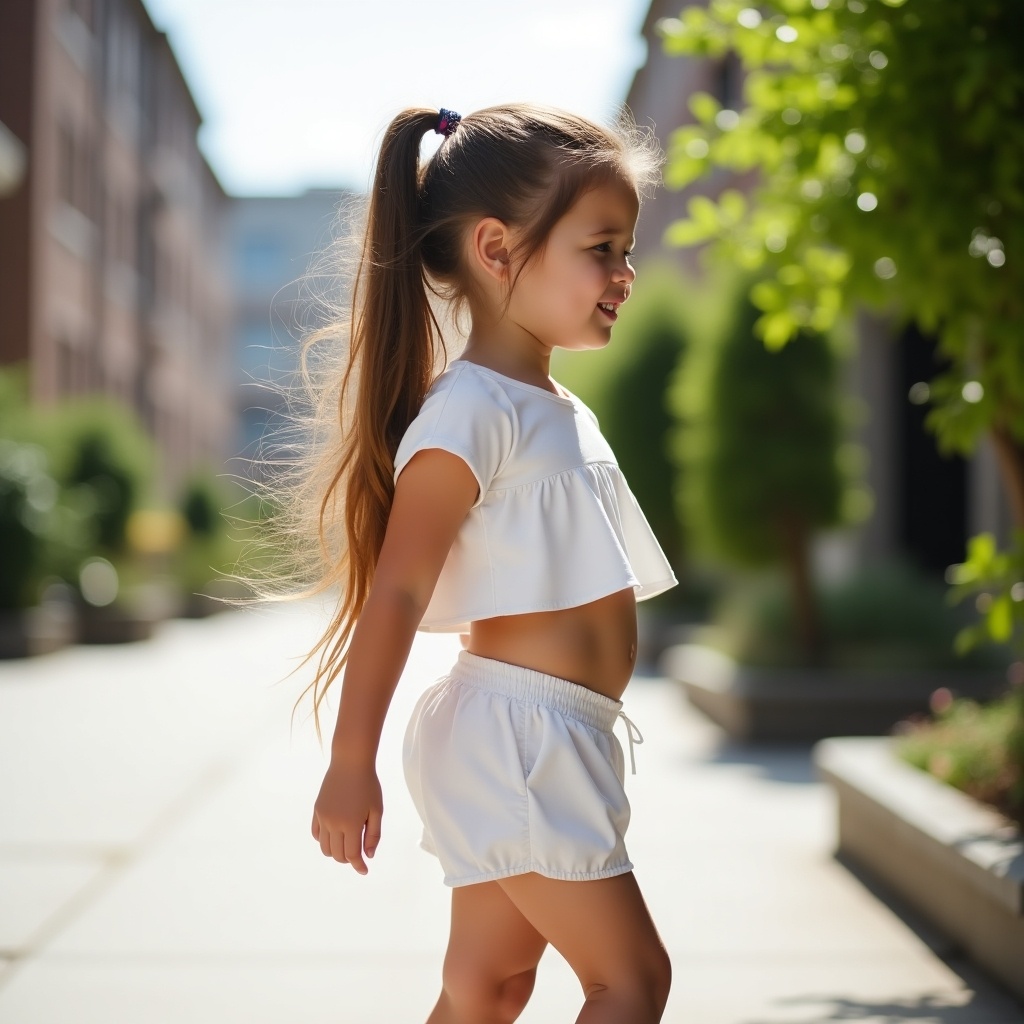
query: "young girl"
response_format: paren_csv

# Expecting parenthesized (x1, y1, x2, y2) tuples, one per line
(301, 103, 678, 1023)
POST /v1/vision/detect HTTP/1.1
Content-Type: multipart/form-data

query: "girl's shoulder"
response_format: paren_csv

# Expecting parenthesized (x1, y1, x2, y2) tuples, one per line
(421, 359, 519, 422)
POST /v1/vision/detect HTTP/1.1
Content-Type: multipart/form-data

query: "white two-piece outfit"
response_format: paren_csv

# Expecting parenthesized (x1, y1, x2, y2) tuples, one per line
(393, 358, 678, 887)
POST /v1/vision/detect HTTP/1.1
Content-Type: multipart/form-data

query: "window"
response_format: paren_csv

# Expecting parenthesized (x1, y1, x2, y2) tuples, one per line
(58, 122, 75, 206)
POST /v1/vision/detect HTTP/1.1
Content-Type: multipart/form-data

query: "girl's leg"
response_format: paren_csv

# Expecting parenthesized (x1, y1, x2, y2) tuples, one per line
(497, 871, 671, 1024)
(427, 879, 549, 1024)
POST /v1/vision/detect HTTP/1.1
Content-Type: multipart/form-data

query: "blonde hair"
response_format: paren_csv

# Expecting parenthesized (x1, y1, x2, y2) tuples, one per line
(242, 102, 662, 741)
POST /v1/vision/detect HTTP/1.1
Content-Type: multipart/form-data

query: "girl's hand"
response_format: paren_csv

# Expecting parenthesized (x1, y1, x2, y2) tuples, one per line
(310, 756, 383, 875)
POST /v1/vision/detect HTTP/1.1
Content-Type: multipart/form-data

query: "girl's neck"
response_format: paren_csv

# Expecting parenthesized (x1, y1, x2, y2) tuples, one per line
(460, 337, 555, 390)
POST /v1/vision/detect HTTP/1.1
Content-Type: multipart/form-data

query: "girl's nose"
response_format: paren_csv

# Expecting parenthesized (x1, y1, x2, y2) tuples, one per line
(613, 258, 636, 283)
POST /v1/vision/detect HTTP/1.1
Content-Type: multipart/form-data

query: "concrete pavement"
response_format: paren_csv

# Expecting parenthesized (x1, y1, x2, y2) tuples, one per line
(1, 602, 1022, 1023)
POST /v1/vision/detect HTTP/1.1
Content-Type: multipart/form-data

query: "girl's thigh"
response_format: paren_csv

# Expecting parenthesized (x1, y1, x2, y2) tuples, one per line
(445, 879, 549, 978)
(496, 871, 670, 991)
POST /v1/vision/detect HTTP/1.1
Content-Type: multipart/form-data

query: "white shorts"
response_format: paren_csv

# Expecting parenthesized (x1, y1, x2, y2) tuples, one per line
(402, 649, 638, 887)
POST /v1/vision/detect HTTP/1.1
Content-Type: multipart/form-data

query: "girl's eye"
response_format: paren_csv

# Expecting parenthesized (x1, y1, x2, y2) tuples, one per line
(594, 243, 634, 257)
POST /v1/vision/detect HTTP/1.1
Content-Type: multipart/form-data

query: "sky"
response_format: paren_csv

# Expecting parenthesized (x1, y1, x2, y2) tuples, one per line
(141, 0, 653, 197)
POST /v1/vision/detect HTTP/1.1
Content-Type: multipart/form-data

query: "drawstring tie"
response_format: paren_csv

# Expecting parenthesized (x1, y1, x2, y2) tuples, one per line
(617, 710, 644, 775)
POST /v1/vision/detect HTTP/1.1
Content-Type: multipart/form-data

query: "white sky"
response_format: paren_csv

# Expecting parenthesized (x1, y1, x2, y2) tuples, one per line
(141, 0, 652, 197)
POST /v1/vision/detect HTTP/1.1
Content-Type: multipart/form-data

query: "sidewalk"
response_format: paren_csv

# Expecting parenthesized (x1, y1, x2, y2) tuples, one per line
(1, 603, 1022, 1023)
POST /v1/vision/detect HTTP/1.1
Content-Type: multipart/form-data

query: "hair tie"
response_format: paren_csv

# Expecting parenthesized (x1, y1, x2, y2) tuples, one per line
(435, 108, 461, 138)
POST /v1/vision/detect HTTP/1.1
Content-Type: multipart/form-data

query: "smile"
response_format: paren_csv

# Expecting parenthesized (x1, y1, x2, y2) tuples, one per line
(597, 303, 618, 322)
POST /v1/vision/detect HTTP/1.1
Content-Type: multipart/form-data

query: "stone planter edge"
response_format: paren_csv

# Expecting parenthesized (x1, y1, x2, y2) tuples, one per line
(659, 642, 1010, 742)
(813, 735, 1024, 1003)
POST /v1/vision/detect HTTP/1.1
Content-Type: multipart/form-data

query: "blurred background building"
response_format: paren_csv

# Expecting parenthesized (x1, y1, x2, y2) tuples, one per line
(0, 0, 232, 499)
(227, 188, 356, 474)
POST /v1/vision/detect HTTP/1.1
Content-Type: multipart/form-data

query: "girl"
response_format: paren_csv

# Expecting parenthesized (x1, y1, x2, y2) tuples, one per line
(300, 103, 678, 1023)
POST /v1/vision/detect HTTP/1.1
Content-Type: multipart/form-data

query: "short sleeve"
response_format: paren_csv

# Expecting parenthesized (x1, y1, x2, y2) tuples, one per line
(392, 365, 517, 509)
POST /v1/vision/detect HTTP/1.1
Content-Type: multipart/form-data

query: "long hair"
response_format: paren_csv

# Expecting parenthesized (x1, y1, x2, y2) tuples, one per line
(244, 103, 662, 741)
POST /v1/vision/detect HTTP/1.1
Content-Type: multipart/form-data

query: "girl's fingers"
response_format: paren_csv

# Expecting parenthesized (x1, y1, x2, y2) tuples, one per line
(311, 812, 377, 873)
(364, 808, 383, 859)
(346, 832, 368, 874)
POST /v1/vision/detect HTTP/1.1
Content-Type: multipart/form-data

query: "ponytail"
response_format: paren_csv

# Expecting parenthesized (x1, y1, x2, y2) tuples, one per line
(294, 109, 445, 740)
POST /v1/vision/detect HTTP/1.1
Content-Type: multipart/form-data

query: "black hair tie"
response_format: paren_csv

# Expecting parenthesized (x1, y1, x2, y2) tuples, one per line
(435, 109, 461, 138)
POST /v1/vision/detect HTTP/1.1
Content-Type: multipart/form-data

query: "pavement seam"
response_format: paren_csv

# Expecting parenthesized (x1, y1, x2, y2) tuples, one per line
(0, 728, 267, 993)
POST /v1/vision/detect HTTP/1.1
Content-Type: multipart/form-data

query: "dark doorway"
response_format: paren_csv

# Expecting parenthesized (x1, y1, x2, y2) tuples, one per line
(895, 323, 968, 577)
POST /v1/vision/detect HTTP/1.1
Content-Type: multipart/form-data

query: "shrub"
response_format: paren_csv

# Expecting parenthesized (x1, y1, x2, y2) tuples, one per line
(50, 399, 156, 555)
(171, 472, 263, 598)
(669, 270, 869, 661)
(699, 559, 1012, 671)
(0, 441, 56, 609)
(896, 685, 1024, 827)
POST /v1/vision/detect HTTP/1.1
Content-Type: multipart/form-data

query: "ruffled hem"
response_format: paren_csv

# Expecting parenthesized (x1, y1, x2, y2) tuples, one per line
(416, 460, 678, 633)
(417, 576, 679, 632)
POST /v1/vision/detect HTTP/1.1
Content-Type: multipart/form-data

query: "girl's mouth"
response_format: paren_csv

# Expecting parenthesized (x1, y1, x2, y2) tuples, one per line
(597, 303, 618, 322)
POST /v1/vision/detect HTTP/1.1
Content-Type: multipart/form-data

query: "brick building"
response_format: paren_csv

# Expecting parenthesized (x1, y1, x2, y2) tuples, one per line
(0, 0, 233, 498)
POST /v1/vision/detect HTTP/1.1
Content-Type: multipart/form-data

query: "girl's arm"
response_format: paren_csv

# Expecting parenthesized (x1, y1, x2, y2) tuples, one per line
(311, 447, 480, 874)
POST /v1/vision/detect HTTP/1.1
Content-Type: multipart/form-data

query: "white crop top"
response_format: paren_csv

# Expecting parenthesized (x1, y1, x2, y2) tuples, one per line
(392, 358, 679, 632)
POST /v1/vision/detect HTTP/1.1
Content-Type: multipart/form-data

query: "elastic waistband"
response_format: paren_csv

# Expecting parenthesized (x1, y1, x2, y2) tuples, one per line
(450, 649, 623, 732)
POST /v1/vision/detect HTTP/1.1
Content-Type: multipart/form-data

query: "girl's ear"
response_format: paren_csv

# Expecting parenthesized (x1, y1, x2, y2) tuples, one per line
(469, 216, 512, 282)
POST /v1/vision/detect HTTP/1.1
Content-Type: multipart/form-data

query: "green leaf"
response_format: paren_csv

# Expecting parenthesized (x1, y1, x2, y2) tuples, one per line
(689, 91, 722, 126)
(755, 310, 799, 349)
(718, 189, 747, 226)
(987, 594, 1014, 642)
(689, 195, 721, 229)
(967, 532, 997, 568)
(664, 218, 717, 247)
(664, 157, 708, 190)
(751, 280, 784, 311)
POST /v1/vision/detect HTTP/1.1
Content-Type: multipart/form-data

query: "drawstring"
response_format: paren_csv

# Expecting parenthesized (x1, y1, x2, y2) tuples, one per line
(617, 710, 644, 775)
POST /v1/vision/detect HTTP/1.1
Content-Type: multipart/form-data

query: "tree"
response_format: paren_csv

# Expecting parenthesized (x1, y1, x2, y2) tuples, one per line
(659, 0, 1024, 655)
(670, 273, 862, 662)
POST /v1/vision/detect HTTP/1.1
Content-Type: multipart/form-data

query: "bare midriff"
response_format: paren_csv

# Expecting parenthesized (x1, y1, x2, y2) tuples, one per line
(465, 586, 638, 701)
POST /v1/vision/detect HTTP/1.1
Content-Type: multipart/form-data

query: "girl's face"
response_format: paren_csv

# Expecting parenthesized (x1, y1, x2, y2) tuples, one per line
(507, 179, 639, 354)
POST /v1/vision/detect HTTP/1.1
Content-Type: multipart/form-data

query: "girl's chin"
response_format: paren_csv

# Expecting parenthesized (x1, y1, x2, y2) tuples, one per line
(558, 336, 612, 354)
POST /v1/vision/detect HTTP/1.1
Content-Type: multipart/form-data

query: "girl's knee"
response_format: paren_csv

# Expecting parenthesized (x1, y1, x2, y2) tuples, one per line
(582, 946, 672, 1018)
(651, 944, 672, 1010)
(441, 959, 537, 1023)
(499, 966, 538, 1018)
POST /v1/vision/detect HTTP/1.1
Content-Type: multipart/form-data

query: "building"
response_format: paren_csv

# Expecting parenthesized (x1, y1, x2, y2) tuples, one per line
(227, 188, 359, 476)
(0, 0, 233, 499)
(623, 0, 1013, 580)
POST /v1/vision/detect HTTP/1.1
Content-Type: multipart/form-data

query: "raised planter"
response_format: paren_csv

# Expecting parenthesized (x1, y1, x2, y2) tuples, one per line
(635, 605, 702, 673)
(175, 578, 250, 620)
(179, 591, 230, 618)
(660, 642, 1010, 742)
(0, 603, 77, 659)
(76, 602, 160, 644)
(814, 735, 1024, 1002)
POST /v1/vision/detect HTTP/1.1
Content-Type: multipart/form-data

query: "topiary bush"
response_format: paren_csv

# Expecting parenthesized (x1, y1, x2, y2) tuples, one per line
(669, 270, 870, 662)
(697, 558, 1012, 672)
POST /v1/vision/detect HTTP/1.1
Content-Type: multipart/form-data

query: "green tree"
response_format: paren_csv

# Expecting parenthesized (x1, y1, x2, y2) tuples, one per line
(660, 0, 1024, 655)
(671, 273, 864, 661)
